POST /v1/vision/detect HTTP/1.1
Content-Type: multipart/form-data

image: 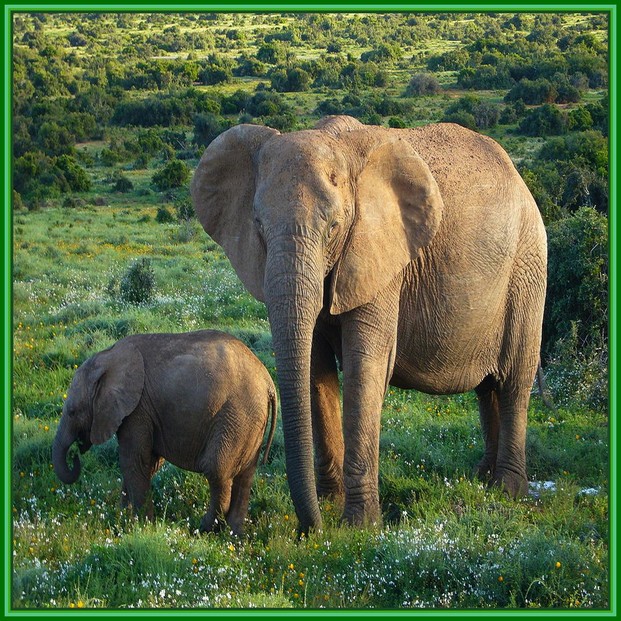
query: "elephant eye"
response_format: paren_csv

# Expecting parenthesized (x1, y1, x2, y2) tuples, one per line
(327, 221, 339, 239)
(254, 216, 264, 235)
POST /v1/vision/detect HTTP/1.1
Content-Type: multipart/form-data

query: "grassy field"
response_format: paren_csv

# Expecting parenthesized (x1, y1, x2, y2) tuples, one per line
(11, 201, 609, 610)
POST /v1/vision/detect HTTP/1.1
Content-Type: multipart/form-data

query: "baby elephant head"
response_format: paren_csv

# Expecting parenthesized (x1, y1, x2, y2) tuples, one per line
(52, 341, 144, 484)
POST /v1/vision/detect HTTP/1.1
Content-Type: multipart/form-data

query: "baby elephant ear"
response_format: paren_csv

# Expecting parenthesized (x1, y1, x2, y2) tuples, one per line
(330, 134, 444, 314)
(90, 340, 145, 445)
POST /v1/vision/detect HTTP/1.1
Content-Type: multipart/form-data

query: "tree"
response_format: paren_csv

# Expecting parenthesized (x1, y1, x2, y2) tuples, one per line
(199, 56, 233, 85)
(234, 55, 266, 77)
(256, 42, 286, 64)
(516, 104, 566, 137)
(567, 106, 593, 132)
(55, 154, 91, 192)
(405, 73, 441, 97)
(442, 110, 476, 130)
(270, 66, 311, 92)
(505, 78, 558, 105)
(539, 130, 608, 177)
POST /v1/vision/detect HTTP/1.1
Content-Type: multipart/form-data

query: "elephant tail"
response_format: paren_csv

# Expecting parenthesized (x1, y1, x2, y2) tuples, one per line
(536, 359, 557, 411)
(261, 387, 278, 465)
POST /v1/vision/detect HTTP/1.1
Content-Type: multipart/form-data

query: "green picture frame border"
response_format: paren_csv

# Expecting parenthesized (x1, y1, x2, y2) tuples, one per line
(1, 2, 616, 617)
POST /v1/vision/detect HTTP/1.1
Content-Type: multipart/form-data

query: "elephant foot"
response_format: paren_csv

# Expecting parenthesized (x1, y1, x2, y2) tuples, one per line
(474, 455, 496, 483)
(199, 514, 222, 534)
(492, 468, 528, 498)
(342, 499, 382, 528)
(199, 514, 244, 537)
(316, 479, 345, 503)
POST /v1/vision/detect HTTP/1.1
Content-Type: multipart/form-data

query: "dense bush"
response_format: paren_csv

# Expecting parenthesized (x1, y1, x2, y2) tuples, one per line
(544, 206, 608, 360)
(112, 95, 193, 128)
(457, 65, 514, 90)
(119, 258, 156, 305)
(538, 130, 608, 177)
(520, 128, 608, 220)
(543, 207, 608, 409)
(151, 159, 191, 192)
(505, 78, 558, 105)
(13, 151, 91, 207)
(270, 66, 312, 92)
(442, 95, 500, 130)
(516, 103, 566, 136)
(112, 174, 134, 193)
(405, 73, 441, 97)
(198, 55, 234, 86)
(245, 91, 291, 117)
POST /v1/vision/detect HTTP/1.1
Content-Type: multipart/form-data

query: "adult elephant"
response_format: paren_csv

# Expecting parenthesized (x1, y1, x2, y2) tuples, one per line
(191, 115, 547, 534)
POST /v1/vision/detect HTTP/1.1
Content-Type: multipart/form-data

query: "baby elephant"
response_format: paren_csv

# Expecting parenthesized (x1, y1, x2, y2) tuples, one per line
(52, 330, 277, 535)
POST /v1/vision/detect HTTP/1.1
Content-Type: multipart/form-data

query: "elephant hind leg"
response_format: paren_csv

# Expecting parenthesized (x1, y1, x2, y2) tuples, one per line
(226, 461, 258, 536)
(200, 477, 233, 534)
(475, 375, 530, 497)
(311, 329, 344, 501)
(492, 382, 531, 497)
(474, 377, 500, 482)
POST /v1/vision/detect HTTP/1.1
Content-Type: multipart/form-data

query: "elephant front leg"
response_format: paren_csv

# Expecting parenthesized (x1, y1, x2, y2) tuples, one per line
(340, 295, 399, 526)
(311, 329, 344, 502)
(118, 441, 159, 520)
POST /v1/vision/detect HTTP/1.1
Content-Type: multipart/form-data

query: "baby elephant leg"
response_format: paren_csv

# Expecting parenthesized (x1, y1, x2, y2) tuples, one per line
(118, 423, 159, 520)
(200, 477, 233, 534)
(226, 461, 258, 536)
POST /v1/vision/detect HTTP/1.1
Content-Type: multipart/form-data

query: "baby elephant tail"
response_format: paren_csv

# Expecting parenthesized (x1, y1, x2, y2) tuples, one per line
(261, 387, 278, 465)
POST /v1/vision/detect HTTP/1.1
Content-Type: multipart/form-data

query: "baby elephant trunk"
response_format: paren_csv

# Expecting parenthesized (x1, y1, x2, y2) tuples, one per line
(52, 416, 81, 484)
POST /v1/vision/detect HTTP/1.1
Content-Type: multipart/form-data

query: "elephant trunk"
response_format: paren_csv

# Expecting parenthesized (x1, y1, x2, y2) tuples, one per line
(264, 233, 324, 534)
(52, 415, 81, 484)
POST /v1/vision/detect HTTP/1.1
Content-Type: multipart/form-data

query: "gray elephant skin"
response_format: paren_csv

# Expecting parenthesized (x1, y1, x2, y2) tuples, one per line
(52, 330, 277, 535)
(191, 115, 547, 534)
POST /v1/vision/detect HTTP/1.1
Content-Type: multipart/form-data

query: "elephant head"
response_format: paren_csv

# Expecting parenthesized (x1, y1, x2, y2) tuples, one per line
(52, 341, 145, 484)
(191, 116, 443, 531)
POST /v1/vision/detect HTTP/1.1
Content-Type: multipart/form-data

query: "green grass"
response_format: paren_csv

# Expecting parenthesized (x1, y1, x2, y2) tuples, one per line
(12, 201, 609, 610)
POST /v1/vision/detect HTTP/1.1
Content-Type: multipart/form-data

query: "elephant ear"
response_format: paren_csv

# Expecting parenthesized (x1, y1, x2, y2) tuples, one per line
(191, 124, 280, 302)
(90, 341, 145, 445)
(330, 135, 444, 314)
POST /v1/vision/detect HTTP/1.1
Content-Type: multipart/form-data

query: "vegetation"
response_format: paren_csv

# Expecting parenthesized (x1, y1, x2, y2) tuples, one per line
(11, 11, 609, 610)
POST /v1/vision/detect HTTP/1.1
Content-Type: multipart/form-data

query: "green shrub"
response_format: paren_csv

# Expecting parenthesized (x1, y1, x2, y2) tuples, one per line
(119, 258, 156, 305)
(516, 103, 567, 137)
(113, 175, 134, 193)
(405, 73, 441, 97)
(544, 206, 607, 356)
(543, 207, 608, 409)
(155, 206, 175, 224)
(151, 159, 190, 192)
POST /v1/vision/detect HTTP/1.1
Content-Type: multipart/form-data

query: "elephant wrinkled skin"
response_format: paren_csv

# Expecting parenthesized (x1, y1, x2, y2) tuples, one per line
(191, 116, 547, 534)
(52, 330, 277, 535)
